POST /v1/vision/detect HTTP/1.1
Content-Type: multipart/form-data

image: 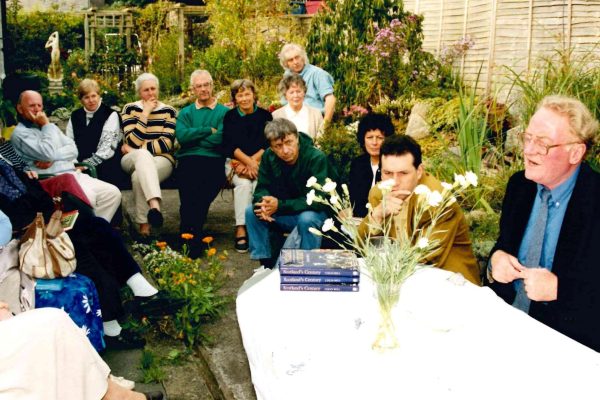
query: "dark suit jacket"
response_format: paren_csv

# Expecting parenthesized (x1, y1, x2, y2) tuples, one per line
(487, 163, 600, 351)
(348, 154, 381, 218)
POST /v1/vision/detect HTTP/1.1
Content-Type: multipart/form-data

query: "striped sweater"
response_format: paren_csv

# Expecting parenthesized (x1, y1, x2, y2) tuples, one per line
(121, 101, 177, 164)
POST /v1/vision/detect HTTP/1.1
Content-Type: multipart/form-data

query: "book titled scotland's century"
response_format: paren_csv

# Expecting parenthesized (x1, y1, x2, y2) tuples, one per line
(280, 274, 360, 284)
(278, 249, 360, 277)
(280, 283, 359, 292)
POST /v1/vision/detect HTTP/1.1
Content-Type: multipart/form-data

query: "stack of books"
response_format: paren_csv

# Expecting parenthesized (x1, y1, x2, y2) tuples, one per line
(279, 249, 360, 292)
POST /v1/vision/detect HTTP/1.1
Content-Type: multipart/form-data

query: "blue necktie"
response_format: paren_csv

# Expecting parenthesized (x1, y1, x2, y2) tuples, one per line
(513, 188, 550, 313)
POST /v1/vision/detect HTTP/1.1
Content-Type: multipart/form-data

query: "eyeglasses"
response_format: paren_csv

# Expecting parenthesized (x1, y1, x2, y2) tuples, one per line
(518, 131, 583, 156)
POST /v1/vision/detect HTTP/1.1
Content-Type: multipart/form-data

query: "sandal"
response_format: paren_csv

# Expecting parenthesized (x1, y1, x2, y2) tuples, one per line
(234, 236, 249, 253)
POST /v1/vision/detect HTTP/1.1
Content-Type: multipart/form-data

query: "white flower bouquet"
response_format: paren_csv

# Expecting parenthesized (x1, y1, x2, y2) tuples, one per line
(306, 171, 478, 350)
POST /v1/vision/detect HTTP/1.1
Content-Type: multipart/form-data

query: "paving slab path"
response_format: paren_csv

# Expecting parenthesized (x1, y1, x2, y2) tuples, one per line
(105, 189, 257, 400)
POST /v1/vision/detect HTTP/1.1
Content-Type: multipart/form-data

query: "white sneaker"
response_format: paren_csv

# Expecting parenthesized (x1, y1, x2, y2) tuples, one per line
(109, 374, 135, 390)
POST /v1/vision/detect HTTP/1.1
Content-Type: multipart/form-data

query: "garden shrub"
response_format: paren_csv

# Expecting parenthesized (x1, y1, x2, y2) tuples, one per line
(427, 97, 461, 135)
(194, 46, 244, 89)
(466, 210, 499, 265)
(242, 40, 285, 87)
(5, 5, 84, 74)
(307, 0, 454, 108)
(88, 30, 142, 96)
(65, 49, 91, 84)
(371, 96, 417, 124)
(0, 89, 17, 128)
(151, 31, 183, 95)
(317, 122, 362, 184)
(198, 0, 304, 93)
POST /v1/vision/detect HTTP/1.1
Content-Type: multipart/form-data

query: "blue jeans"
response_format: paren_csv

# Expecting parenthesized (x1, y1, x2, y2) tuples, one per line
(245, 205, 327, 260)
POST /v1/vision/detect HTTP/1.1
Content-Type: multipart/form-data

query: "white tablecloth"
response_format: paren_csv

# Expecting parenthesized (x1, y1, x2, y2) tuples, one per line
(237, 267, 600, 400)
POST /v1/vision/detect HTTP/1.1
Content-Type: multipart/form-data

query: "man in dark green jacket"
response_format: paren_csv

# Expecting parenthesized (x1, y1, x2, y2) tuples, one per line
(245, 118, 336, 268)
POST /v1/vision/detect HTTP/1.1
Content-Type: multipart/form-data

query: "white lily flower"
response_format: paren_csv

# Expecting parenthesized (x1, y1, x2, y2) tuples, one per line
(465, 171, 478, 187)
(322, 218, 338, 232)
(427, 190, 443, 207)
(378, 179, 396, 192)
(441, 182, 453, 191)
(417, 237, 429, 249)
(306, 176, 317, 188)
(330, 194, 340, 206)
(306, 189, 316, 205)
(413, 184, 431, 196)
(341, 183, 350, 197)
(322, 181, 337, 193)
(454, 173, 468, 188)
(308, 227, 323, 236)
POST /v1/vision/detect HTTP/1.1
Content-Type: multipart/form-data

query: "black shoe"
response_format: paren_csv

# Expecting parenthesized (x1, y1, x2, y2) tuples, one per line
(104, 329, 146, 350)
(188, 239, 208, 259)
(126, 291, 186, 319)
(143, 391, 164, 400)
(234, 236, 249, 253)
(259, 258, 275, 269)
(147, 208, 164, 228)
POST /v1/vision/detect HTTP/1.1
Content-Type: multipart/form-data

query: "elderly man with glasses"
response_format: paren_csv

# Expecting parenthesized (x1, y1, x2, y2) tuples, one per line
(175, 70, 229, 257)
(486, 95, 600, 351)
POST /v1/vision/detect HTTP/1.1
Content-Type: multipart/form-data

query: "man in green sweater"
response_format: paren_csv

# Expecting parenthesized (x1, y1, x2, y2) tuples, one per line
(245, 118, 337, 268)
(175, 70, 229, 257)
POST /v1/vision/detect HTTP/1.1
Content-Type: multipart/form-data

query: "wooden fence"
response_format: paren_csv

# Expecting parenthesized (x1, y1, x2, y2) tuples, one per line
(403, 0, 600, 100)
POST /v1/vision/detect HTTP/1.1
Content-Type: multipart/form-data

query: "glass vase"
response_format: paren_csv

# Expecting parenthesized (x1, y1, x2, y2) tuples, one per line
(372, 282, 402, 351)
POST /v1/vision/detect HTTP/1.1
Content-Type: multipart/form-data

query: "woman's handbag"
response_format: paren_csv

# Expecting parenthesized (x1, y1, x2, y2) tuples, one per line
(18, 211, 77, 279)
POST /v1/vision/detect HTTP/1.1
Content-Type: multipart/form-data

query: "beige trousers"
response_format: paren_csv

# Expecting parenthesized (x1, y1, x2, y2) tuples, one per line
(225, 160, 257, 226)
(68, 171, 121, 222)
(121, 149, 173, 224)
(0, 308, 111, 399)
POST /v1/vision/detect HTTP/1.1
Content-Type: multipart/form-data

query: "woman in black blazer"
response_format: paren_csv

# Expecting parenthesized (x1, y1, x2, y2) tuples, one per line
(348, 114, 395, 217)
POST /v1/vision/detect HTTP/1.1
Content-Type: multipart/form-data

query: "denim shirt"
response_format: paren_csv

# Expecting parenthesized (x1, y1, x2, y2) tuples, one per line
(282, 64, 334, 113)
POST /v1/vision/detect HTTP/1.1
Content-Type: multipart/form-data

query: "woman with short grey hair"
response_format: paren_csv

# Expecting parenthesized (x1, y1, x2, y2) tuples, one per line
(121, 73, 176, 237)
(272, 73, 323, 142)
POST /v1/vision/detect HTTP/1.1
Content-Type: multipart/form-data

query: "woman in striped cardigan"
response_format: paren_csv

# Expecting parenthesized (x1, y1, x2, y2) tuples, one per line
(121, 73, 176, 237)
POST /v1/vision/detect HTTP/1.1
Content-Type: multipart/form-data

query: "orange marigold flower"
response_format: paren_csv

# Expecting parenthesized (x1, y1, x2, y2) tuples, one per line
(181, 233, 194, 240)
(155, 241, 167, 249)
(207, 248, 217, 257)
(202, 236, 214, 244)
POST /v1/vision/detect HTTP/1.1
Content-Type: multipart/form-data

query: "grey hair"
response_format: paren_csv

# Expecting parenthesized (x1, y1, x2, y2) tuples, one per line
(264, 118, 298, 142)
(135, 72, 159, 93)
(277, 73, 307, 98)
(278, 43, 309, 70)
(190, 69, 213, 87)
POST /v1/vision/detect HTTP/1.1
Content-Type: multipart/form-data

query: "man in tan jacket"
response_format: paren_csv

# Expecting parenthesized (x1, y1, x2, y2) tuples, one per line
(358, 135, 481, 285)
